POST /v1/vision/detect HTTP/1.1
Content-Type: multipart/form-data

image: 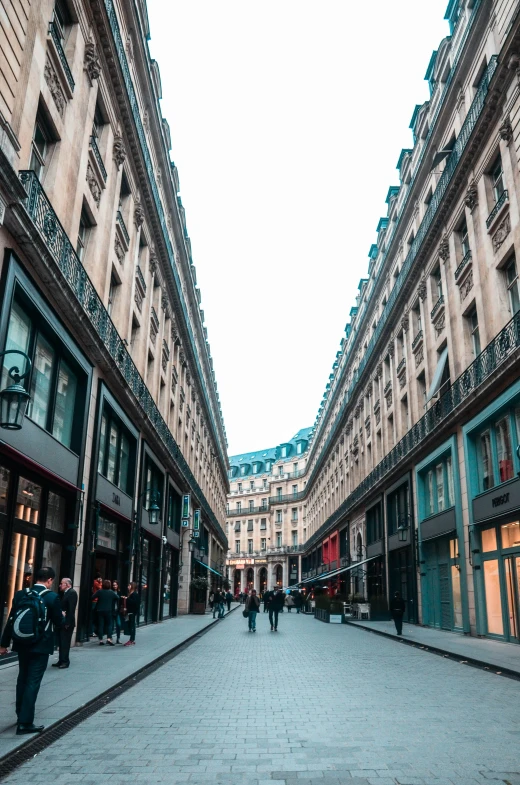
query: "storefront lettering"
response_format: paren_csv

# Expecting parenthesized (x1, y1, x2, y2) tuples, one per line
(492, 492, 510, 508)
(112, 492, 121, 506)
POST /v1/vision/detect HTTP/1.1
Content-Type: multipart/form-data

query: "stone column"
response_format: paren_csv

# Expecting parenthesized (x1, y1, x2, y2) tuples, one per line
(177, 534, 192, 615)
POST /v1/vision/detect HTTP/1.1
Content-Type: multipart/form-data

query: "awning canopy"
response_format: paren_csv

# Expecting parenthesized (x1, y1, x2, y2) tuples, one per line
(426, 347, 449, 402)
(285, 555, 379, 590)
(193, 558, 224, 578)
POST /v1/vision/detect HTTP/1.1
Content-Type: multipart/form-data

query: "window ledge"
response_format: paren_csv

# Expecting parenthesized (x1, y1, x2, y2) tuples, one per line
(486, 190, 509, 234)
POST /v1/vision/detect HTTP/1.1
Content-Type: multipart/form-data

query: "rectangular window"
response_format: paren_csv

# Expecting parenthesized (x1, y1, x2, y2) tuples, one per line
(236, 502, 241, 512)
(426, 470, 434, 516)
(293, 463, 298, 475)
(276, 533, 282, 547)
(76, 209, 91, 261)
(446, 455, 454, 508)
(291, 508, 298, 522)
(235, 540, 240, 554)
(248, 539, 253, 554)
(495, 416, 513, 483)
(248, 500, 254, 511)
(468, 308, 481, 356)
(506, 258, 520, 315)
(292, 530, 298, 546)
(479, 430, 494, 491)
(263, 479, 267, 489)
(276, 510, 282, 523)
(261, 537, 266, 550)
(260, 518, 267, 530)
(261, 498, 267, 510)
(436, 464, 445, 512)
(250, 481, 254, 489)
(492, 156, 505, 202)
(237, 482, 242, 492)
(292, 484, 298, 497)
(247, 519, 253, 532)
(276, 487, 282, 499)
(460, 219, 470, 257)
(234, 521, 240, 532)
(278, 466, 284, 476)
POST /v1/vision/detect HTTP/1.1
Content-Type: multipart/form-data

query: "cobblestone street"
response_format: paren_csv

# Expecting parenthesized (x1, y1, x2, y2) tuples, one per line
(1, 611, 519, 785)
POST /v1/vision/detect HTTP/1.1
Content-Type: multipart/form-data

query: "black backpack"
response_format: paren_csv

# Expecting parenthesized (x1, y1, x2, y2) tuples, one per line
(10, 588, 50, 646)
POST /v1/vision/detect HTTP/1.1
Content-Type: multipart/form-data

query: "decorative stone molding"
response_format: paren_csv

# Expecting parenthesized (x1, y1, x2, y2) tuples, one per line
(465, 180, 478, 210)
(414, 344, 424, 366)
(114, 237, 125, 264)
(401, 313, 409, 332)
(386, 340, 395, 358)
(112, 135, 126, 168)
(133, 196, 145, 228)
(376, 362, 383, 378)
(149, 255, 158, 275)
(417, 280, 427, 300)
(459, 269, 474, 302)
(434, 311, 446, 337)
(86, 162, 101, 206)
(492, 213, 511, 253)
(143, 109, 150, 132)
(44, 57, 66, 117)
(179, 350, 187, 368)
(499, 119, 513, 144)
(84, 36, 101, 82)
(438, 235, 450, 262)
(507, 52, 520, 78)
(126, 32, 134, 63)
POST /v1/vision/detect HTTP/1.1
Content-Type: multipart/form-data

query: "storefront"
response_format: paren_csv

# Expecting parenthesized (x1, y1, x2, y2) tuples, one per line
(161, 478, 182, 618)
(385, 473, 417, 623)
(366, 498, 385, 603)
(464, 381, 520, 642)
(415, 436, 468, 632)
(80, 382, 139, 639)
(137, 444, 166, 625)
(0, 257, 91, 632)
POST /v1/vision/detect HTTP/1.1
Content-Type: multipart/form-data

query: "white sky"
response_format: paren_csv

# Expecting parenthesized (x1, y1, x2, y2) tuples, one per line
(146, 1, 449, 457)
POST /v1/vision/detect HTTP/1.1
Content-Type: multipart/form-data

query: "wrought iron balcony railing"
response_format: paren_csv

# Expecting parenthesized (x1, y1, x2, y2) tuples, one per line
(455, 250, 472, 281)
(384, 381, 392, 395)
(306, 53, 497, 486)
(411, 330, 423, 351)
(269, 491, 306, 504)
(48, 19, 75, 92)
(305, 308, 520, 552)
(18, 170, 227, 548)
(486, 189, 509, 229)
(396, 357, 406, 375)
(89, 136, 107, 182)
(116, 210, 130, 245)
(431, 295, 445, 320)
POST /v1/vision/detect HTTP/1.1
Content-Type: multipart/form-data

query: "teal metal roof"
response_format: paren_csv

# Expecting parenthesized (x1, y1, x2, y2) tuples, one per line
(228, 426, 313, 466)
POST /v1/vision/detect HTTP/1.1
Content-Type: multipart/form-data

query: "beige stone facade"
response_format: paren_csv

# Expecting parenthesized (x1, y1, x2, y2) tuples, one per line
(0, 0, 228, 636)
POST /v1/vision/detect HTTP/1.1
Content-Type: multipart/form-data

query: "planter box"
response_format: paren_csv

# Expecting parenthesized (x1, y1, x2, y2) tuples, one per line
(191, 601, 206, 615)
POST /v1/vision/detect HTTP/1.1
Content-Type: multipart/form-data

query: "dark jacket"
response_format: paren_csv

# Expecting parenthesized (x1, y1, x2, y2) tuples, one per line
(271, 591, 285, 611)
(390, 596, 406, 614)
(293, 593, 303, 608)
(263, 590, 273, 606)
(245, 595, 260, 612)
(91, 589, 118, 614)
(1, 584, 63, 655)
(126, 592, 140, 615)
(61, 588, 78, 629)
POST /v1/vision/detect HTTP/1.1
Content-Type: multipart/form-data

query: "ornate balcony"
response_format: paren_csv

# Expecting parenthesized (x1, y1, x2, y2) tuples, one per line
(161, 339, 170, 372)
(412, 330, 423, 351)
(116, 210, 130, 245)
(150, 306, 159, 345)
(486, 189, 508, 230)
(134, 265, 146, 312)
(48, 19, 75, 93)
(455, 250, 472, 282)
(89, 135, 107, 182)
(430, 295, 445, 320)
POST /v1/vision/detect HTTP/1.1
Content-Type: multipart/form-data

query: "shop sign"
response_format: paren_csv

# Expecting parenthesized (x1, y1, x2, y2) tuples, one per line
(193, 508, 200, 530)
(329, 615, 343, 624)
(473, 477, 520, 522)
(192, 529, 199, 537)
(181, 518, 189, 527)
(182, 494, 191, 519)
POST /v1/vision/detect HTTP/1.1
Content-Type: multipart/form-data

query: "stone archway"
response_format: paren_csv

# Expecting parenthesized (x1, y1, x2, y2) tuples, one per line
(246, 567, 254, 590)
(258, 567, 267, 595)
(274, 564, 283, 587)
(234, 569, 241, 595)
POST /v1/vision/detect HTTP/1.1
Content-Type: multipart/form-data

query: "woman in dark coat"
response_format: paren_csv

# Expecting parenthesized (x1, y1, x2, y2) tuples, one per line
(245, 589, 260, 632)
(91, 580, 119, 645)
(124, 582, 140, 646)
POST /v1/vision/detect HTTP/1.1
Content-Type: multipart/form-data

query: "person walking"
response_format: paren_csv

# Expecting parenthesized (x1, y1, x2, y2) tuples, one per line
(269, 588, 285, 631)
(91, 580, 119, 645)
(0, 566, 63, 735)
(112, 580, 123, 644)
(124, 582, 139, 646)
(263, 589, 272, 613)
(52, 577, 77, 669)
(209, 590, 215, 613)
(89, 574, 102, 637)
(390, 591, 406, 636)
(212, 590, 221, 619)
(245, 589, 260, 632)
(218, 590, 225, 618)
(294, 591, 303, 614)
(225, 590, 232, 612)
(285, 593, 295, 612)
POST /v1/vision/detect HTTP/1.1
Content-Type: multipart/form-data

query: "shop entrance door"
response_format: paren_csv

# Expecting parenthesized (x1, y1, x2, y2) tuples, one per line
(504, 556, 520, 642)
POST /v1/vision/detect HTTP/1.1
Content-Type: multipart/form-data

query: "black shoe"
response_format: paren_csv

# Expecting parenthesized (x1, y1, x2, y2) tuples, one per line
(106, 640, 115, 646)
(271, 625, 274, 631)
(51, 662, 62, 667)
(58, 663, 69, 669)
(99, 641, 104, 646)
(274, 628, 278, 631)
(17, 724, 44, 735)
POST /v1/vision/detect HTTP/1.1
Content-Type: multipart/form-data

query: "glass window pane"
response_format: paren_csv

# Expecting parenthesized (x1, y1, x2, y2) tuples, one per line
(426, 471, 434, 516)
(107, 422, 119, 484)
(15, 477, 42, 525)
(0, 465, 11, 517)
(4, 531, 37, 630)
(42, 540, 62, 580)
(46, 491, 66, 533)
(481, 527, 497, 552)
(483, 560, 504, 635)
(451, 565, 463, 628)
(98, 413, 107, 475)
(119, 431, 130, 492)
(52, 358, 77, 448)
(97, 516, 117, 550)
(501, 521, 520, 549)
(2, 301, 31, 390)
(479, 430, 494, 491)
(436, 464, 445, 512)
(446, 456, 454, 508)
(28, 334, 55, 429)
(495, 417, 513, 483)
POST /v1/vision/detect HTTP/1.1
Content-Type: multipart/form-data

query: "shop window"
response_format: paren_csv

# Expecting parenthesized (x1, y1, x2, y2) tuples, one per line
(144, 459, 163, 517)
(2, 297, 85, 453)
(97, 516, 117, 550)
(367, 504, 382, 544)
(495, 417, 513, 483)
(501, 521, 520, 549)
(98, 407, 135, 495)
(478, 430, 494, 491)
(167, 487, 181, 533)
(424, 456, 454, 516)
(481, 527, 497, 552)
(46, 491, 66, 533)
(483, 560, 504, 635)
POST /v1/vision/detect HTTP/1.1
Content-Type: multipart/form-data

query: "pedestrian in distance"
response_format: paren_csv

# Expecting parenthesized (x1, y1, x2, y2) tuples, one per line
(0, 566, 63, 735)
(285, 593, 295, 612)
(294, 591, 303, 614)
(91, 579, 119, 645)
(269, 588, 285, 631)
(209, 590, 215, 612)
(212, 589, 221, 619)
(225, 590, 233, 612)
(245, 589, 260, 631)
(112, 580, 123, 644)
(124, 582, 139, 646)
(218, 590, 225, 618)
(390, 591, 406, 636)
(52, 577, 77, 669)
(263, 589, 272, 613)
(89, 574, 102, 637)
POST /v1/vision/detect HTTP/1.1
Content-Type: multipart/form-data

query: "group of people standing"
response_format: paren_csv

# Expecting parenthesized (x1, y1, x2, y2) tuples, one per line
(91, 578, 140, 646)
(244, 587, 292, 632)
(209, 589, 233, 618)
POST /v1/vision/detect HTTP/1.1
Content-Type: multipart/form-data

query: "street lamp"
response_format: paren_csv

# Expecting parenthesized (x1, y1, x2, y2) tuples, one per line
(188, 536, 197, 553)
(147, 490, 161, 525)
(397, 524, 408, 542)
(0, 350, 32, 430)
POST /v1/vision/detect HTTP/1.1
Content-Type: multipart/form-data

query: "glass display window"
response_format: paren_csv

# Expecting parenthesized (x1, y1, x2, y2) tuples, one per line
(501, 521, 520, 550)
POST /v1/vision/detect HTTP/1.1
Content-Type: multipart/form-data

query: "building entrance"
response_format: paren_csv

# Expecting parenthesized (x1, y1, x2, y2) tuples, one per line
(480, 520, 520, 642)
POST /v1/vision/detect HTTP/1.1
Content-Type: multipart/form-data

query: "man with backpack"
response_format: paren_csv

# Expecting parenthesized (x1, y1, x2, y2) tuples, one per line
(0, 566, 63, 735)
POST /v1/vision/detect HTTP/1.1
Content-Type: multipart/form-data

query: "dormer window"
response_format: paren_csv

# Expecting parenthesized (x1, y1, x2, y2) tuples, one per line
(280, 446, 287, 458)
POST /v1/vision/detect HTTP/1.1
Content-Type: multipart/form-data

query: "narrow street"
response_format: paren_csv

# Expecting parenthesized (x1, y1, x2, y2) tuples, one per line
(1, 611, 519, 785)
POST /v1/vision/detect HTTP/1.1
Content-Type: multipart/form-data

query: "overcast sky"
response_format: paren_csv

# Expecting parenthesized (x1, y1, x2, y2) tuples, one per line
(146, 1, 449, 457)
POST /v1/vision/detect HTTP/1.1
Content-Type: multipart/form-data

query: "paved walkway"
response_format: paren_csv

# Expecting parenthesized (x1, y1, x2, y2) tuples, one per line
(1, 609, 519, 784)
(0, 605, 238, 761)
(348, 620, 520, 675)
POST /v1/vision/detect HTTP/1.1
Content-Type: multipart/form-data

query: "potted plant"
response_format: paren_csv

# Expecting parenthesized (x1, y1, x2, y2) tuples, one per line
(190, 576, 209, 614)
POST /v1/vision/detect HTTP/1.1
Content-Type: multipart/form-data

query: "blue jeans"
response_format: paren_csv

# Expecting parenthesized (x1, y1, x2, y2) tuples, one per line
(218, 602, 225, 618)
(248, 611, 258, 630)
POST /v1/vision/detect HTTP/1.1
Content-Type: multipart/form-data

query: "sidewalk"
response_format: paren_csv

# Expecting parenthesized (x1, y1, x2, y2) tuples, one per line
(348, 618, 520, 675)
(0, 604, 238, 761)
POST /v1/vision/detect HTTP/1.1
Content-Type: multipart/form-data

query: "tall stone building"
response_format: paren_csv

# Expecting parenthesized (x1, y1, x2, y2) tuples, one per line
(0, 0, 228, 637)
(227, 0, 520, 646)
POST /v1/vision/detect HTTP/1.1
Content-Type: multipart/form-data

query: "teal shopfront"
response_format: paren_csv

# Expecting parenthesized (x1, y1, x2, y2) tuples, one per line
(415, 437, 468, 632)
(464, 380, 520, 643)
